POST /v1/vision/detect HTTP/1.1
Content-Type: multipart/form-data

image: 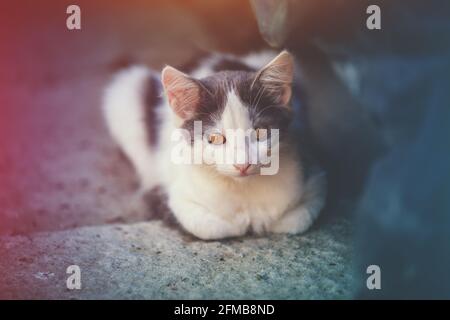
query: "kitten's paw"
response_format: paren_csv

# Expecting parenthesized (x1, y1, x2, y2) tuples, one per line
(186, 221, 243, 240)
(269, 207, 314, 235)
(184, 213, 249, 240)
(230, 214, 251, 232)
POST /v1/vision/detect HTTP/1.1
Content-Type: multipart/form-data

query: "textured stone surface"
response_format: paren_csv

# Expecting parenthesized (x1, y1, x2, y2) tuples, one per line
(0, 216, 353, 299)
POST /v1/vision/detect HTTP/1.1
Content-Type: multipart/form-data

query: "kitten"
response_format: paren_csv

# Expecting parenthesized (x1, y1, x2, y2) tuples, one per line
(103, 50, 326, 240)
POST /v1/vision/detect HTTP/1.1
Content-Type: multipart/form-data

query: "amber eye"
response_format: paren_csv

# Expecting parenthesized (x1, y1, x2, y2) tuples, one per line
(208, 133, 226, 145)
(255, 128, 267, 141)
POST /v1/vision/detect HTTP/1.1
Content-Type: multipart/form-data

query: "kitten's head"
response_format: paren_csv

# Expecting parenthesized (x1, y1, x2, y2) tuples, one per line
(161, 51, 294, 178)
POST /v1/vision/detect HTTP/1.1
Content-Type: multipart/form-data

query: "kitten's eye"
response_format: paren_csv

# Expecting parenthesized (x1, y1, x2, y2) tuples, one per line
(208, 133, 226, 145)
(256, 128, 267, 141)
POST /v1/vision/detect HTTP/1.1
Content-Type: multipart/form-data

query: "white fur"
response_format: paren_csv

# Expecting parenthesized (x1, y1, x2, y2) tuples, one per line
(213, 90, 254, 176)
(102, 66, 162, 191)
(102, 52, 326, 240)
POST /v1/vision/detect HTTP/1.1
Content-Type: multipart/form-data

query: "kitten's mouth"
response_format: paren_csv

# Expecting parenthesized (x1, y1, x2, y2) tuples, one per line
(232, 163, 254, 177)
(235, 170, 258, 178)
(239, 171, 257, 177)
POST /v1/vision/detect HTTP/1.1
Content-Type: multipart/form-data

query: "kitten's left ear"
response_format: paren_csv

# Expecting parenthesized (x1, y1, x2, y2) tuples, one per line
(254, 50, 294, 106)
(161, 66, 201, 119)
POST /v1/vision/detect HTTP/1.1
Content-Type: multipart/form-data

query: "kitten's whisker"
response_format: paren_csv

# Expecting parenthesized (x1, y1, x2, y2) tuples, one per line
(254, 85, 267, 110)
(253, 104, 280, 120)
(255, 86, 266, 108)
(250, 84, 264, 108)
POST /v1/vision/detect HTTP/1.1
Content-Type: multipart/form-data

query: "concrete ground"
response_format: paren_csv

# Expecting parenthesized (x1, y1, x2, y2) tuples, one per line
(0, 218, 353, 299)
(0, 1, 354, 299)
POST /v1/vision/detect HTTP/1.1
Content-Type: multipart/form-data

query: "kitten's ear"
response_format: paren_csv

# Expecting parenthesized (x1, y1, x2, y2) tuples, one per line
(255, 50, 294, 106)
(161, 66, 200, 119)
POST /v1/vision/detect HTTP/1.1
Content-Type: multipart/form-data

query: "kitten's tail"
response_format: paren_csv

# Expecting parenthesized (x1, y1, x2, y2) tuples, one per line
(102, 66, 161, 191)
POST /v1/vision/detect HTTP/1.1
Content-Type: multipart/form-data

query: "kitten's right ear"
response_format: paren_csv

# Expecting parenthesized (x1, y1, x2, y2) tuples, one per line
(254, 51, 294, 106)
(161, 66, 200, 119)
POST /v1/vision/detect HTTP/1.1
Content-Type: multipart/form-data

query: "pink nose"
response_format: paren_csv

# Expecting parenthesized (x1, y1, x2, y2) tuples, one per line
(233, 163, 251, 174)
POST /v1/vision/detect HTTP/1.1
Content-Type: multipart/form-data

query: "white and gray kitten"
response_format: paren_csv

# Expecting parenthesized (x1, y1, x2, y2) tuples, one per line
(103, 50, 326, 240)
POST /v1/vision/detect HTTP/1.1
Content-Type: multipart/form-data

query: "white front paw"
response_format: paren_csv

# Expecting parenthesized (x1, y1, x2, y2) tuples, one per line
(185, 214, 249, 240)
(230, 213, 251, 232)
(270, 207, 314, 235)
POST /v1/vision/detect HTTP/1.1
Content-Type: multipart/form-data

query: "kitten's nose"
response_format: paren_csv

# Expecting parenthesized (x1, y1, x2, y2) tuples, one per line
(233, 163, 251, 174)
